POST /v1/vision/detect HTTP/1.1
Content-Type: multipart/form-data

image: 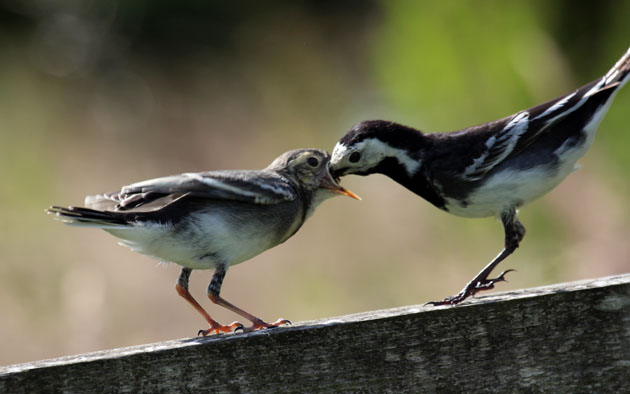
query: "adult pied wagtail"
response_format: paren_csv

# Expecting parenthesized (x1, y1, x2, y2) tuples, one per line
(48, 149, 359, 335)
(331, 47, 630, 305)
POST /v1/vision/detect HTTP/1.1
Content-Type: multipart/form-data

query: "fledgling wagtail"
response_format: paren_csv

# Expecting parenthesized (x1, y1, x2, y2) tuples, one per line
(48, 149, 359, 335)
(331, 47, 630, 305)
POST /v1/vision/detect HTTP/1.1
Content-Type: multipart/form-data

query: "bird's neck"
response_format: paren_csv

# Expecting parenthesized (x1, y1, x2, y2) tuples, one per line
(359, 123, 447, 209)
(372, 155, 446, 211)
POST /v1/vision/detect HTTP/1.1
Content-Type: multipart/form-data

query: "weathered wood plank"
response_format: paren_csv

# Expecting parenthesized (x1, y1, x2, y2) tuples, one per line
(2, 274, 629, 393)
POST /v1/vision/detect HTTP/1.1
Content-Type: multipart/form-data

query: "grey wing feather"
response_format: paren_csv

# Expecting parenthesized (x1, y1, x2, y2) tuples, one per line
(85, 170, 297, 211)
(461, 58, 626, 182)
(462, 111, 530, 180)
(462, 86, 587, 182)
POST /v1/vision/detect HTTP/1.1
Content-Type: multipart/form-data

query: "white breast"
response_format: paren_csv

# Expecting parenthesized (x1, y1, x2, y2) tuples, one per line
(445, 86, 616, 219)
(445, 165, 572, 218)
(105, 210, 288, 270)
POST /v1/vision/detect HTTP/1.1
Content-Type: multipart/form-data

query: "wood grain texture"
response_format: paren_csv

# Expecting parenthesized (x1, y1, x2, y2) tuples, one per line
(2, 274, 629, 393)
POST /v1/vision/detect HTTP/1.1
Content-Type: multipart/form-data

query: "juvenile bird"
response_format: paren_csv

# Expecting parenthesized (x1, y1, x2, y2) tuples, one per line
(48, 149, 359, 335)
(331, 47, 630, 305)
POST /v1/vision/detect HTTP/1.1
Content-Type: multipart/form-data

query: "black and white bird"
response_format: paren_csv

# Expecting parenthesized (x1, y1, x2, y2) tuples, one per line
(331, 47, 630, 305)
(48, 149, 359, 335)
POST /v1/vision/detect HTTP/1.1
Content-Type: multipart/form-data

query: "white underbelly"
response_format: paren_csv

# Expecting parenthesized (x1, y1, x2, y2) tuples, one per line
(445, 159, 583, 218)
(445, 110, 603, 219)
(105, 213, 287, 270)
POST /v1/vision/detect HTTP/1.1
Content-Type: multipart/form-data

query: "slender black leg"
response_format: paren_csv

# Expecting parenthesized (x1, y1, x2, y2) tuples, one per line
(207, 263, 291, 333)
(174, 267, 243, 336)
(428, 208, 525, 306)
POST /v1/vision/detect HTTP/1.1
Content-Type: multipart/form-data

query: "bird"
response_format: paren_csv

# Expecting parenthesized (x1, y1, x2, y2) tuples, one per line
(330, 47, 630, 305)
(48, 148, 359, 335)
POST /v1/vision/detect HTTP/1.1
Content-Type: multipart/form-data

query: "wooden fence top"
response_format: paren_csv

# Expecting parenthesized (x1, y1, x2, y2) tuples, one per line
(2, 274, 629, 392)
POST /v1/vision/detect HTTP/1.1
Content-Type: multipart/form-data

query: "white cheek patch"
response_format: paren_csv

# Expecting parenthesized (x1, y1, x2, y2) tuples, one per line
(361, 139, 421, 177)
(333, 138, 421, 177)
(331, 143, 349, 167)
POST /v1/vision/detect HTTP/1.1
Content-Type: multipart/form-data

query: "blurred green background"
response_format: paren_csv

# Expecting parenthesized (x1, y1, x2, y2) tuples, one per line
(1, 0, 628, 366)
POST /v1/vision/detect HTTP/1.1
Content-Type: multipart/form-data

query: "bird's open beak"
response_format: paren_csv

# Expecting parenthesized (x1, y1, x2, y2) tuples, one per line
(330, 165, 347, 178)
(321, 165, 361, 200)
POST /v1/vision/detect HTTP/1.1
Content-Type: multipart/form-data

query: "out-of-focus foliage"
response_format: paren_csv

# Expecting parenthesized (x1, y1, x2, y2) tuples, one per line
(0, 0, 627, 366)
(372, 1, 630, 168)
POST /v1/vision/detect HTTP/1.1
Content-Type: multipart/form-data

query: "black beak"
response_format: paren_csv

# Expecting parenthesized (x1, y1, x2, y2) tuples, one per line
(330, 166, 347, 179)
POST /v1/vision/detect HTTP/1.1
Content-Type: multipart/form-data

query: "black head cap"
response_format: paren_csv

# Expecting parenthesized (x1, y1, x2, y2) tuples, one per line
(339, 120, 424, 150)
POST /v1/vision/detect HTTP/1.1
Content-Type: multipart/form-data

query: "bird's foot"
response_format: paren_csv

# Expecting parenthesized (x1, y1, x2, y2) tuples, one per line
(427, 269, 515, 306)
(236, 318, 292, 333)
(197, 321, 244, 336)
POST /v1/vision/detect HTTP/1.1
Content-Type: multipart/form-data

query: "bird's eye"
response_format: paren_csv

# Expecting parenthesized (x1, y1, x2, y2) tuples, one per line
(307, 157, 319, 167)
(349, 151, 361, 163)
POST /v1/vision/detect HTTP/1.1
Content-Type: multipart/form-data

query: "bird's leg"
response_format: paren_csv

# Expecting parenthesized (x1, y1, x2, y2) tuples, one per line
(207, 264, 290, 333)
(429, 209, 525, 306)
(175, 267, 243, 336)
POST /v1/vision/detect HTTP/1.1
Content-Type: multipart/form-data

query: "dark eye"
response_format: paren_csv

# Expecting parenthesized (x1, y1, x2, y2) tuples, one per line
(307, 157, 319, 167)
(349, 151, 361, 163)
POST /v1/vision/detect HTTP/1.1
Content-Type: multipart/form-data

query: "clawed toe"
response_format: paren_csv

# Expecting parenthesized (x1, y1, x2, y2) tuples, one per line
(197, 321, 244, 336)
(239, 318, 291, 333)
(474, 268, 516, 291)
(426, 292, 467, 306)
(427, 268, 516, 306)
(494, 268, 516, 281)
(272, 318, 292, 326)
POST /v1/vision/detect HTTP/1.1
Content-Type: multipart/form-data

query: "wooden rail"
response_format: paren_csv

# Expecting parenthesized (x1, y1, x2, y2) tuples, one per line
(2, 274, 629, 393)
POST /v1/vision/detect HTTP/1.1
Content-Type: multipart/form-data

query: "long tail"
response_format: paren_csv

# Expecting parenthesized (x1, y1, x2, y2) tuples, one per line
(527, 47, 630, 127)
(603, 46, 630, 89)
(47, 206, 130, 228)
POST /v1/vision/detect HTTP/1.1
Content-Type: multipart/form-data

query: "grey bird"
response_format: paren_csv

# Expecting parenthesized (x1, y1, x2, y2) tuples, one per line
(48, 148, 359, 335)
(330, 47, 629, 305)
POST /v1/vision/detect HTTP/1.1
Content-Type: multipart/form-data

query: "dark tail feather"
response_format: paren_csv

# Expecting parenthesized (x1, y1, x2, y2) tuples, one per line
(47, 206, 130, 228)
(604, 47, 630, 88)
